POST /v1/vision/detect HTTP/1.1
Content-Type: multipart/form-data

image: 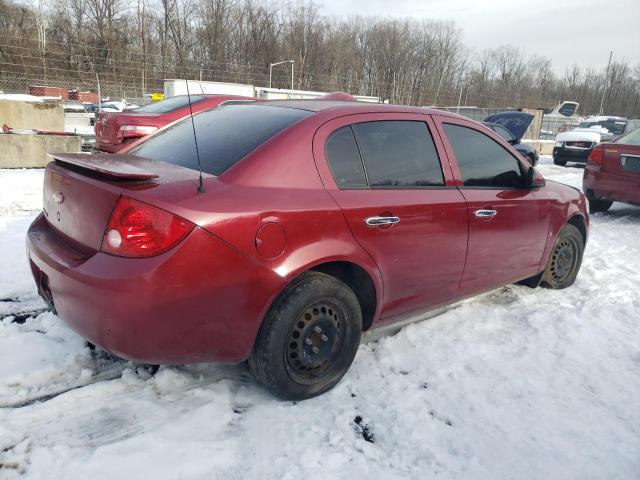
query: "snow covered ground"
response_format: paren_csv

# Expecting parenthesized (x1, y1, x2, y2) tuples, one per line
(0, 157, 638, 479)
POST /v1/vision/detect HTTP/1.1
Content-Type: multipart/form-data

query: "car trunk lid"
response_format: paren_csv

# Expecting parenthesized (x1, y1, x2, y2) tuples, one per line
(43, 153, 210, 253)
(602, 144, 640, 177)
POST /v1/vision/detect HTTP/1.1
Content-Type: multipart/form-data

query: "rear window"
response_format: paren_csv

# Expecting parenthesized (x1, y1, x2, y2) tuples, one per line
(130, 104, 312, 175)
(132, 95, 207, 114)
(615, 127, 640, 146)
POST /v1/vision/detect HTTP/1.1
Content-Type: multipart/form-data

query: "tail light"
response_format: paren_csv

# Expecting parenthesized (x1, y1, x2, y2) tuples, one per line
(117, 125, 158, 139)
(102, 197, 194, 257)
(587, 145, 604, 170)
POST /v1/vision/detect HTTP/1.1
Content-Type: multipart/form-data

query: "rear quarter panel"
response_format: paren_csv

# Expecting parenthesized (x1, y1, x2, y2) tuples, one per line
(177, 117, 386, 327)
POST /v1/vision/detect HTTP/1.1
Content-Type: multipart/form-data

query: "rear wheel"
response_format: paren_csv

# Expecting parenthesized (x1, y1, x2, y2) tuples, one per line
(541, 224, 584, 289)
(589, 198, 613, 213)
(553, 158, 567, 167)
(249, 272, 362, 400)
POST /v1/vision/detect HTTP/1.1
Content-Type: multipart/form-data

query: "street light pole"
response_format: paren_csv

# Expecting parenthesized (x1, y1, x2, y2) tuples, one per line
(269, 60, 295, 90)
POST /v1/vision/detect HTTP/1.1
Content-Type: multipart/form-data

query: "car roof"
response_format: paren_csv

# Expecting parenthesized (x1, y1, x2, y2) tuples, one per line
(256, 99, 467, 118)
(583, 115, 627, 122)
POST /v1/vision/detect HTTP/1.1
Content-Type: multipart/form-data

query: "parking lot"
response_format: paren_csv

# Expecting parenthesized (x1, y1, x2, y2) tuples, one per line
(0, 156, 638, 479)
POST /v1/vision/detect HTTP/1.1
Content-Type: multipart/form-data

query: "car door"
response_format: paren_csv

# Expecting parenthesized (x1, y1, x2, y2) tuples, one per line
(313, 113, 468, 321)
(434, 116, 550, 291)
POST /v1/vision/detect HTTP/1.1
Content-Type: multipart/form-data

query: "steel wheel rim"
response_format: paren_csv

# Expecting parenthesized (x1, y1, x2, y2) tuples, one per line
(550, 238, 579, 284)
(284, 300, 346, 384)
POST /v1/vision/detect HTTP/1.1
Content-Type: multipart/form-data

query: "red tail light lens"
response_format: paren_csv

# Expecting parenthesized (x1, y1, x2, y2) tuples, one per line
(587, 145, 604, 169)
(118, 125, 158, 139)
(102, 197, 195, 257)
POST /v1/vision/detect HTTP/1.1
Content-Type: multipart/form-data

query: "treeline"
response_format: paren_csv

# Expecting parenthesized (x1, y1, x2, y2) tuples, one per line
(1, 0, 639, 116)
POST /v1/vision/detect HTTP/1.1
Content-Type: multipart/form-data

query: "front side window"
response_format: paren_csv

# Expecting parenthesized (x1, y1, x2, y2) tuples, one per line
(443, 123, 524, 188)
(351, 121, 444, 187)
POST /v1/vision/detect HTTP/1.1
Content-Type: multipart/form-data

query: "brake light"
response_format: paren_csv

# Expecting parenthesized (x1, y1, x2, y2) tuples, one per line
(118, 125, 158, 139)
(102, 197, 194, 257)
(587, 145, 604, 170)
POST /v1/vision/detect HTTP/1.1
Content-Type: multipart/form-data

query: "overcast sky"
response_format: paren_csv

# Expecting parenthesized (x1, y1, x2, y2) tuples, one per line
(318, 0, 640, 74)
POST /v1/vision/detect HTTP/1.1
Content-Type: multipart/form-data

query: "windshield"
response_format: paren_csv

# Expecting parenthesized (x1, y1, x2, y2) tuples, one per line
(130, 104, 313, 175)
(615, 127, 640, 146)
(578, 120, 627, 135)
(132, 95, 207, 114)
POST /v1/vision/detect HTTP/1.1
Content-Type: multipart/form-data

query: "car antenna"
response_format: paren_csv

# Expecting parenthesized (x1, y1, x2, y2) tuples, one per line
(185, 78, 205, 194)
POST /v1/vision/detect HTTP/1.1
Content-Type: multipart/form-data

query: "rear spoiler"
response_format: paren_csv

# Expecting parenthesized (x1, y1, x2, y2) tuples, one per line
(48, 153, 159, 180)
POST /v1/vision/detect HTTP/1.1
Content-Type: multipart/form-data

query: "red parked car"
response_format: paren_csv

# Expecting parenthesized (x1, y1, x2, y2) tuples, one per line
(583, 128, 640, 212)
(28, 101, 588, 399)
(94, 94, 254, 153)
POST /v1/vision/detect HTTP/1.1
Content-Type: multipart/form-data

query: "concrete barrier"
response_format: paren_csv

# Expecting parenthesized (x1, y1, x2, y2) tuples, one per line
(0, 99, 64, 131)
(0, 134, 81, 168)
(522, 139, 555, 155)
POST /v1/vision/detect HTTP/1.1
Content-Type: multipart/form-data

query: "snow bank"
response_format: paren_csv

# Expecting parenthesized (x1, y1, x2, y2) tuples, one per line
(0, 159, 638, 479)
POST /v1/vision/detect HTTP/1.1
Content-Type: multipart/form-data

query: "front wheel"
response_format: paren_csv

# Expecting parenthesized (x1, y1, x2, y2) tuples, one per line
(249, 272, 362, 400)
(553, 158, 567, 167)
(541, 224, 584, 289)
(589, 198, 612, 213)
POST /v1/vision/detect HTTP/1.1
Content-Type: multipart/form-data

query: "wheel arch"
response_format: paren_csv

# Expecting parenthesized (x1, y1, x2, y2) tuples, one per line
(567, 213, 587, 245)
(263, 256, 382, 334)
(309, 261, 378, 331)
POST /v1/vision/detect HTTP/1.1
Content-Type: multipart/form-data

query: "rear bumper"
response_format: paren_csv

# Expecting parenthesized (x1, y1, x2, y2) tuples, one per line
(27, 213, 284, 364)
(583, 168, 640, 205)
(95, 138, 137, 153)
(553, 147, 591, 164)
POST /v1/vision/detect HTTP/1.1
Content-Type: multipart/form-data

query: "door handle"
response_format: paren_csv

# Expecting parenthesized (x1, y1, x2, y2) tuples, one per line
(365, 216, 400, 226)
(474, 209, 497, 218)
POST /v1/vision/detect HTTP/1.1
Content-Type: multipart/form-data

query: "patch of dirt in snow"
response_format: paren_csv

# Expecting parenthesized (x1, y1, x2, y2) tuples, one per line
(0, 161, 639, 480)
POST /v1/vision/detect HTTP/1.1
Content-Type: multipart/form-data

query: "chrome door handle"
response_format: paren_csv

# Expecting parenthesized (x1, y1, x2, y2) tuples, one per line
(474, 209, 497, 218)
(365, 216, 400, 226)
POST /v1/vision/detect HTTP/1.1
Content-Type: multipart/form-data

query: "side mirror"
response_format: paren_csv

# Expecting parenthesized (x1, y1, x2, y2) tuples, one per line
(526, 167, 545, 188)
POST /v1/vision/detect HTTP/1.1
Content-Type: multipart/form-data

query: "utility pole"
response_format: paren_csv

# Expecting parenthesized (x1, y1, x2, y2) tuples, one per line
(598, 51, 613, 116)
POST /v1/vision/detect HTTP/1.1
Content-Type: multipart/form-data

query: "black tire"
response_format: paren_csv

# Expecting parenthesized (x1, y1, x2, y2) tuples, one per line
(589, 198, 613, 213)
(553, 158, 567, 167)
(541, 224, 584, 289)
(249, 271, 362, 400)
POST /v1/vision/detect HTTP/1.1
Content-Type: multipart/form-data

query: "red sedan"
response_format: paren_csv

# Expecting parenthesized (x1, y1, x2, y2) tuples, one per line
(94, 94, 254, 153)
(28, 101, 588, 399)
(583, 128, 640, 212)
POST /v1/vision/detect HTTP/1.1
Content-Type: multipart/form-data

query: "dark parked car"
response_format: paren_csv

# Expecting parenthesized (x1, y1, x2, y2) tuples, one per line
(583, 127, 640, 212)
(95, 94, 254, 153)
(553, 117, 640, 167)
(483, 112, 538, 166)
(28, 101, 588, 400)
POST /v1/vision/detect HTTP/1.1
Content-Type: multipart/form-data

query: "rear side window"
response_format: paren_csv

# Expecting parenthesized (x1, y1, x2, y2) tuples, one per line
(351, 121, 444, 187)
(132, 95, 207, 114)
(130, 104, 312, 175)
(325, 126, 367, 188)
(443, 123, 524, 188)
